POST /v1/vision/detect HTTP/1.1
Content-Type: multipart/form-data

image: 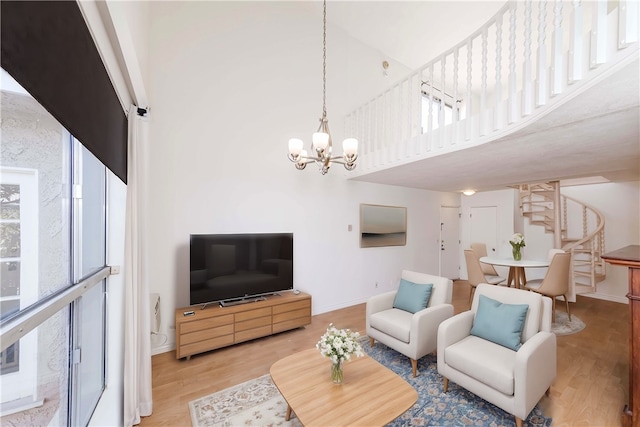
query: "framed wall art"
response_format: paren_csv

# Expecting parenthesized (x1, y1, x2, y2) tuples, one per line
(360, 204, 407, 248)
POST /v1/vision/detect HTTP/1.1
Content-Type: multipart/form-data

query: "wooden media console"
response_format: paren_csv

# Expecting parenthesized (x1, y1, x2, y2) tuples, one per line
(175, 291, 311, 360)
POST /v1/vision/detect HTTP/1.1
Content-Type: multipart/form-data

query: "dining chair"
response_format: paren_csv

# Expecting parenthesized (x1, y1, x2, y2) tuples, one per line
(524, 251, 572, 322)
(471, 242, 500, 276)
(464, 249, 507, 305)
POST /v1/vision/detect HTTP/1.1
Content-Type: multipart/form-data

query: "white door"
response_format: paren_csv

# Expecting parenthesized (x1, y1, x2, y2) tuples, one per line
(0, 168, 39, 405)
(439, 206, 460, 279)
(470, 206, 498, 255)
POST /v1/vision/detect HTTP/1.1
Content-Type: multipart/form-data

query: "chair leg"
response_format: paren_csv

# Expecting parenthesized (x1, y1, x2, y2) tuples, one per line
(515, 417, 523, 427)
(411, 359, 417, 377)
(469, 286, 475, 306)
(443, 377, 449, 393)
(563, 295, 571, 321)
(369, 337, 375, 347)
(552, 298, 556, 323)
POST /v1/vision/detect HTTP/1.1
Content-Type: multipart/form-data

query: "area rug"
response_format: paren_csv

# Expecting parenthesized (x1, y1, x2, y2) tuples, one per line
(189, 337, 552, 427)
(551, 310, 585, 336)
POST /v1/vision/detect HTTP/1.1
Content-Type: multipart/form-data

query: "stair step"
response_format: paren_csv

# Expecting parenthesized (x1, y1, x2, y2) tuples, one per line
(573, 271, 606, 281)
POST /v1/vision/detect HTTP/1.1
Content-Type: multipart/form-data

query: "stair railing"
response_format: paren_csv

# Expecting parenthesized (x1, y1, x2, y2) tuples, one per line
(345, 0, 639, 175)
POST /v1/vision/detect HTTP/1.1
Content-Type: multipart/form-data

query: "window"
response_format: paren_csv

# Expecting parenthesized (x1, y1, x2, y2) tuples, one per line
(0, 69, 108, 425)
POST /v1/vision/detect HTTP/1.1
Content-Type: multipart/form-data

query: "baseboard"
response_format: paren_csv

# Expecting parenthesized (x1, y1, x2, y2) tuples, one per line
(578, 292, 628, 304)
(152, 343, 175, 356)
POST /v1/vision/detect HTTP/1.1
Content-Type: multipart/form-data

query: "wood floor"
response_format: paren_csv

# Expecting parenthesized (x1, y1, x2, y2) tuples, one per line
(142, 281, 629, 426)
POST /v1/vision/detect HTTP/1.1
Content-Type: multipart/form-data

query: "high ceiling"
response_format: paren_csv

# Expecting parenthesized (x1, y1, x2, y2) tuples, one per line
(306, 1, 640, 192)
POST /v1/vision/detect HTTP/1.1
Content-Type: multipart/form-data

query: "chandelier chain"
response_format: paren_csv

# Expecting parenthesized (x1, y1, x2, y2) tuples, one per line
(322, 0, 327, 118)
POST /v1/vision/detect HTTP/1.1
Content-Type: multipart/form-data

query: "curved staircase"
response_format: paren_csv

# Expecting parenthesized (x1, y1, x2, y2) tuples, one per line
(517, 181, 606, 296)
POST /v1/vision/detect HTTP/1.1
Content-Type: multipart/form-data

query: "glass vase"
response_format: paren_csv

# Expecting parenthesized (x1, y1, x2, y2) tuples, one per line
(512, 246, 522, 261)
(331, 360, 343, 384)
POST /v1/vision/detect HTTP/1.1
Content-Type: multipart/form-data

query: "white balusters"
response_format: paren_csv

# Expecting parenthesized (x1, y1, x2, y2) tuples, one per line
(551, 0, 564, 95)
(590, 0, 607, 68)
(568, 0, 583, 83)
(537, 0, 548, 106)
(342, 0, 636, 176)
(452, 47, 460, 143)
(480, 27, 488, 136)
(619, 0, 639, 47)
(508, 1, 518, 124)
(495, 12, 504, 130)
(465, 38, 473, 141)
(523, 0, 533, 116)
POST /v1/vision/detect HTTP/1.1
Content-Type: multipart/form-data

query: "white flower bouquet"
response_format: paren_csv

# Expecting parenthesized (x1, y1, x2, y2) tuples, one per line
(509, 233, 526, 249)
(316, 323, 364, 364)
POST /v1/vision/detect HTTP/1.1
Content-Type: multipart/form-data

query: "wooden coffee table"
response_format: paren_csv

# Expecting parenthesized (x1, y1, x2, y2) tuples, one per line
(270, 347, 417, 426)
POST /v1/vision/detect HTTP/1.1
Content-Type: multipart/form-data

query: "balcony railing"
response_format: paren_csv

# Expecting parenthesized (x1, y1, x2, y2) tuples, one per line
(345, 0, 639, 175)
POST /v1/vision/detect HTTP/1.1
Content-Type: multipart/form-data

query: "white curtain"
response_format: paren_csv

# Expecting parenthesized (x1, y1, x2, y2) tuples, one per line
(124, 105, 153, 426)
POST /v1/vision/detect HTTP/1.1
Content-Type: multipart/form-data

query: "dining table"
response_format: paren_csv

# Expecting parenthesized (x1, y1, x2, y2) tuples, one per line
(479, 256, 550, 289)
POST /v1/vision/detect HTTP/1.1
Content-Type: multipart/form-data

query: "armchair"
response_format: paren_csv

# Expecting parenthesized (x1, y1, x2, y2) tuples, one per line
(437, 284, 556, 427)
(366, 270, 453, 377)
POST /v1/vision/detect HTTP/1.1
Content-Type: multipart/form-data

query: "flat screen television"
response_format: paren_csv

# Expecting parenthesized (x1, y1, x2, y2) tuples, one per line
(189, 233, 293, 306)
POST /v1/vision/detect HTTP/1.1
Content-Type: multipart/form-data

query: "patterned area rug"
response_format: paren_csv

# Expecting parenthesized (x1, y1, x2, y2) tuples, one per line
(551, 310, 585, 336)
(189, 337, 552, 427)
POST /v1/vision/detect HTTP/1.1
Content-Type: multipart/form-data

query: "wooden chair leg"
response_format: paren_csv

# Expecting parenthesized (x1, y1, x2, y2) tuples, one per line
(552, 298, 556, 323)
(515, 417, 523, 427)
(369, 337, 375, 347)
(469, 286, 475, 306)
(411, 359, 418, 377)
(545, 386, 551, 396)
(443, 377, 449, 393)
(563, 295, 571, 321)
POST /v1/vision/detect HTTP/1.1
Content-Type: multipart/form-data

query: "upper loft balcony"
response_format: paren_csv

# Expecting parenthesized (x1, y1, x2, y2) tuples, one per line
(341, 0, 639, 193)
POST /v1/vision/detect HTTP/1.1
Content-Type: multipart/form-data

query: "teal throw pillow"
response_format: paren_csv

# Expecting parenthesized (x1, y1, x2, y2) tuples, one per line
(393, 279, 433, 314)
(470, 294, 529, 351)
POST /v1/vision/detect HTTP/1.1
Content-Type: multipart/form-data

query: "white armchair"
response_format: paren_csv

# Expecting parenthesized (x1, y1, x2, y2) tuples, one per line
(437, 284, 556, 427)
(366, 270, 453, 377)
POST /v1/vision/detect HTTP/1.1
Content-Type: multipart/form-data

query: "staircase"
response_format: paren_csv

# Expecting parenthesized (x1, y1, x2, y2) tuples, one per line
(517, 182, 606, 294)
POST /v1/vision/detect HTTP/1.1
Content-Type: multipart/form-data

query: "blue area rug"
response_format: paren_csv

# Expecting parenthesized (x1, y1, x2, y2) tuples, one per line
(362, 337, 552, 427)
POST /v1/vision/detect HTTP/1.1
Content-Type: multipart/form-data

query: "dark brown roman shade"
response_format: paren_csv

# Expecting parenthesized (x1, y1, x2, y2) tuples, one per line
(1, 1, 128, 183)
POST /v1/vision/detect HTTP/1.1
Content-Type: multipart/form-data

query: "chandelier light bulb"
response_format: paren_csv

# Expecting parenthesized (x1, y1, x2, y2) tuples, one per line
(312, 132, 330, 150)
(342, 138, 358, 156)
(288, 138, 303, 156)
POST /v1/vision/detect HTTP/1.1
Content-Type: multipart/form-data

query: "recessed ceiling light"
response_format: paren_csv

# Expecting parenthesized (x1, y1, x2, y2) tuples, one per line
(462, 190, 476, 196)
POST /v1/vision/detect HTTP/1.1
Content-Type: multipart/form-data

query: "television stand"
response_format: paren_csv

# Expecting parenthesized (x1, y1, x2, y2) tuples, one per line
(175, 291, 311, 360)
(219, 296, 267, 307)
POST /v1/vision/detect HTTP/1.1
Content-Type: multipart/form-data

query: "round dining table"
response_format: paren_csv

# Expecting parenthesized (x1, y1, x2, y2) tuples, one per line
(479, 256, 550, 289)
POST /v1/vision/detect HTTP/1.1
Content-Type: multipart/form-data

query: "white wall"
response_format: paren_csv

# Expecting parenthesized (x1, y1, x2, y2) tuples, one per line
(146, 1, 455, 354)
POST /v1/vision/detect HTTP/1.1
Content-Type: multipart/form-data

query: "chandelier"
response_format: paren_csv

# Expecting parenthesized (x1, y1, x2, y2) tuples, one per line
(287, 0, 358, 175)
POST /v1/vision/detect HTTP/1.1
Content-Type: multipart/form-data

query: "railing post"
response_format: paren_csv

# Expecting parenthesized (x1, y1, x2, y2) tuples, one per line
(508, 2, 518, 124)
(619, 0, 639, 48)
(495, 12, 504, 130)
(551, 0, 564, 95)
(465, 38, 473, 140)
(590, 0, 608, 68)
(523, 0, 533, 116)
(568, 0, 583, 83)
(537, 0, 548, 106)
(553, 180, 562, 248)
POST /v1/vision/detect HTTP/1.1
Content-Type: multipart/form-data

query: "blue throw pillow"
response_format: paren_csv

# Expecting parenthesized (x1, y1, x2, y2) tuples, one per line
(393, 279, 433, 314)
(470, 294, 529, 351)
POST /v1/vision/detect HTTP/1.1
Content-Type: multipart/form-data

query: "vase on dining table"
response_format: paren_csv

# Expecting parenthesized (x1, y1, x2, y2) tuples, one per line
(512, 246, 522, 261)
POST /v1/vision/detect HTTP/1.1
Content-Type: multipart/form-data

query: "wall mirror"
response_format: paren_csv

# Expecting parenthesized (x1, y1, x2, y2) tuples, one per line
(360, 204, 407, 248)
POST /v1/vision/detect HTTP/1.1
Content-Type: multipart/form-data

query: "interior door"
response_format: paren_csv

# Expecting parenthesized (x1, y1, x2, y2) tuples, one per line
(470, 206, 498, 255)
(439, 206, 460, 279)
